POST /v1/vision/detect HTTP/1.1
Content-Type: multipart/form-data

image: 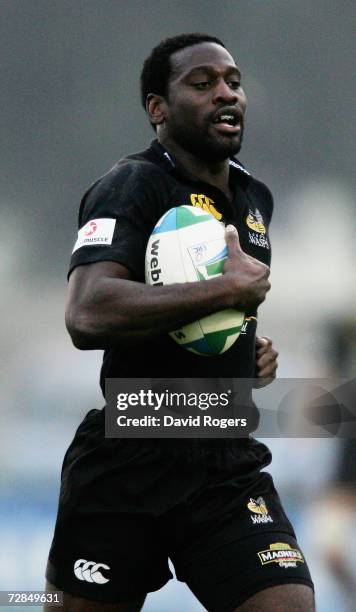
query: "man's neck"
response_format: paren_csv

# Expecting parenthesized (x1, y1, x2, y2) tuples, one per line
(159, 137, 233, 202)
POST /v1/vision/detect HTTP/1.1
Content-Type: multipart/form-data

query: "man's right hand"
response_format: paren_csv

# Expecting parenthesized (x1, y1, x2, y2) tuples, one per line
(223, 224, 271, 311)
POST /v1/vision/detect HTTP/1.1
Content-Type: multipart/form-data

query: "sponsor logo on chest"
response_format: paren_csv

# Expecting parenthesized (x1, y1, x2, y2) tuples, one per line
(190, 194, 222, 220)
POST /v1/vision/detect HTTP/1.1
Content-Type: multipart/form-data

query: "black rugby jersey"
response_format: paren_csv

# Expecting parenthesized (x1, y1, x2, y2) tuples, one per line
(69, 140, 273, 392)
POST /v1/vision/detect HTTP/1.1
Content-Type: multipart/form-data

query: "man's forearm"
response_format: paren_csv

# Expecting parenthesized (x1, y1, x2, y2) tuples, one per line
(66, 227, 270, 350)
(66, 274, 234, 349)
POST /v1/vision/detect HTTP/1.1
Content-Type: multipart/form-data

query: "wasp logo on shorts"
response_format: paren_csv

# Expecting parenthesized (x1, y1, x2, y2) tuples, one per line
(257, 543, 305, 569)
(247, 496, 273, 524)
(190, 194, 222, 220)
(240, 315, 257, 335)
(74, 559, 110, 584)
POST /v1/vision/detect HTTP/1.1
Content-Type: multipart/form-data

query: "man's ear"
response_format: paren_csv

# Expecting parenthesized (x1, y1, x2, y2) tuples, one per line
(146, 94, 167, 127)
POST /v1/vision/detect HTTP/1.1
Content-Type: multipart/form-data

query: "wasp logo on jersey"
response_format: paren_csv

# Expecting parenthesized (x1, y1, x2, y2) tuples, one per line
(246, 208, 270, 249)
(190, 194, 222, 220)
(248, 496, 269, 515)
(246, 208, 266, 234)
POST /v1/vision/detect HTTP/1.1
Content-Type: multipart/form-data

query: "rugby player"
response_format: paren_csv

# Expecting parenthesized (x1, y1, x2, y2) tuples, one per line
(45, 34, 315, 611)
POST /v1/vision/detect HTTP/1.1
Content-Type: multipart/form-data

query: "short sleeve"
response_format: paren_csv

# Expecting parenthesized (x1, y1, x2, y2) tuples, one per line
(68, 161, 167, 281)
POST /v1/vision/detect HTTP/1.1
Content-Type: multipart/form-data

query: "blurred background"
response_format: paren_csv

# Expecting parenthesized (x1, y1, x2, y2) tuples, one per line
(1, 1, 355, 610)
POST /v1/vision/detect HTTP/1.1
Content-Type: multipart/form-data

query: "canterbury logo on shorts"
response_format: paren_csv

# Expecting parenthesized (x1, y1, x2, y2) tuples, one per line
(74, 559, 110, 584)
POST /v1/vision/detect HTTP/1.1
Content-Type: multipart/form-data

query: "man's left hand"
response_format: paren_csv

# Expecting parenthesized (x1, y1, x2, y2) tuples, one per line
(254, 336, 278, 388)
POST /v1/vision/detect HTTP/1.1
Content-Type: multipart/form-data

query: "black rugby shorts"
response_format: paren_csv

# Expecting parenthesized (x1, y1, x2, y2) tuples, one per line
(46, 409, 314, 611)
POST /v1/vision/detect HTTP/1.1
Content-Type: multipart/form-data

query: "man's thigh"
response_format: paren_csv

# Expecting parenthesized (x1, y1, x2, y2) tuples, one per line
(46, 511, 172, 605)
(168, 451, 314, 612)
(236, 583, 315, 611)
(43, 581, 146, 612)
(173, 531, 314, 612)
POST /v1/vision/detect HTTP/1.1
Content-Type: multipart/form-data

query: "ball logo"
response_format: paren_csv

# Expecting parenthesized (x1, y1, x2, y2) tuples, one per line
(188, 243, 227, 280)
(147, 239, 163, 286)
(84, 221, 98, 236)
(191, 244, 207, 262)
(74, 559, 110, 584)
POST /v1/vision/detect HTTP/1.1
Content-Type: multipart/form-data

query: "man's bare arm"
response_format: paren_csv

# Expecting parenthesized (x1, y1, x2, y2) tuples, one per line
(65, 225, 270, 349)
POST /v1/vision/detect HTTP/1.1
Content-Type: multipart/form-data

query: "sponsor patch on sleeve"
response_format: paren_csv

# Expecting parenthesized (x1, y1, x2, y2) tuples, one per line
(72, 218, 116, 253)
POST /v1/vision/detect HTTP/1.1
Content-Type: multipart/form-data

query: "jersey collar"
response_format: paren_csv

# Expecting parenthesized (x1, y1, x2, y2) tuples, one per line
(150, 140, 251, 185)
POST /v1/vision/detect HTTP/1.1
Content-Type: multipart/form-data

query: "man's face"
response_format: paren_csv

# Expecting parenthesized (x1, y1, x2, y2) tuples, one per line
(163, 42, 247, 162)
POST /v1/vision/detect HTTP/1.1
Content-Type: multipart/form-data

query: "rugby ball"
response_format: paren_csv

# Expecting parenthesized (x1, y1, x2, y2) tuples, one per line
(145, 205, 244, 356)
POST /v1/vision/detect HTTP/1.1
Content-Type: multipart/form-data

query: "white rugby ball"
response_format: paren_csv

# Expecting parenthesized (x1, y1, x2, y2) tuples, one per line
(145, 205, 245, 356)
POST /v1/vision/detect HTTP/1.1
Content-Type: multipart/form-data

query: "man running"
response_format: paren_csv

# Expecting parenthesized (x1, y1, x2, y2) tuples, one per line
(45, 33, 315, 612)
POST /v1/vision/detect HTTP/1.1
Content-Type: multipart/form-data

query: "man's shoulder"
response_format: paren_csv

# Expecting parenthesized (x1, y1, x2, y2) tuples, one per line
(77, 144, 173, 223)
(91, 146, 170, 195)
(248, 176, 273, 201)
(244, 172, 274, 219)
(78, 144, 172, 219)
(230, 157, 274, 219)
(116, 145, 170, 176)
